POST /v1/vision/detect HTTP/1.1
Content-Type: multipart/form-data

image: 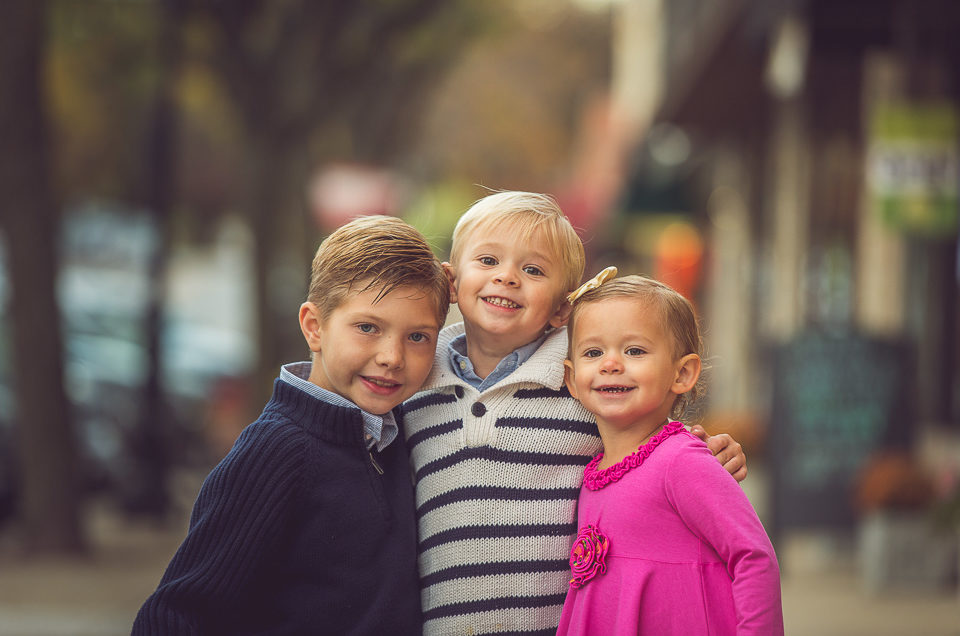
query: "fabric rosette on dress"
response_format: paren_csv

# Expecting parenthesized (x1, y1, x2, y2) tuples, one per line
(568, 524, 610, 589)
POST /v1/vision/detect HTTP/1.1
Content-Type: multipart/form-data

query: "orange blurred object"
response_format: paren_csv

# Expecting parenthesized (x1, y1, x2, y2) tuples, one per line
(654, 221, 703, 300)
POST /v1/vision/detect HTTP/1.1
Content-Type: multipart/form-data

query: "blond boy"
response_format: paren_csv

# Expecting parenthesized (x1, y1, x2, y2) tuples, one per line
(134, 216, 448, 635)
(403, 192, 746, 634)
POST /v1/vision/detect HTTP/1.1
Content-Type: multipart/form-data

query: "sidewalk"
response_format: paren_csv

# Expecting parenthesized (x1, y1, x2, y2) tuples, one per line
(0, 504, 181, 636)
(0, 502, 956, 636)
(779, 533, 959, 636)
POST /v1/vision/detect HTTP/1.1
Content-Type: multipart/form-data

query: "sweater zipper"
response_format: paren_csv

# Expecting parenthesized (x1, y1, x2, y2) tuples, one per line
(368, 451, 384, 475)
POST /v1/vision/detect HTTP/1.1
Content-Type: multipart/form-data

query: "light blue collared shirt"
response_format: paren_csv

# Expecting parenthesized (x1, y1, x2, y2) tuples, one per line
(448, 332, 549, 392)
(279, 362, 398, 452)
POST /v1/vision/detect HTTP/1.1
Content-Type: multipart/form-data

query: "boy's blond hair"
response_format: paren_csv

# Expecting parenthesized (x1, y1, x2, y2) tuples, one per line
(567, 275, 705, 419)
(449, 191, 585, 294)
(308, 215, 449, 324)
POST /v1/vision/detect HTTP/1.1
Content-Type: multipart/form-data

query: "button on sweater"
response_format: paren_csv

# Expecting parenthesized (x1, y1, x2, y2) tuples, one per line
(132, 378, 421, 635)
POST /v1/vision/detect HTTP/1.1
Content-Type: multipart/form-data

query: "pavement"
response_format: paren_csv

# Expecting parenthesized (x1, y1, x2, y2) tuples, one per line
(0, 490, 956, 636)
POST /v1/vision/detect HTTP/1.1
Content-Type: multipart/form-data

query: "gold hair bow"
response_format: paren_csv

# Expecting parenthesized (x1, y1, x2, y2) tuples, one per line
(566, 266, 617, 304)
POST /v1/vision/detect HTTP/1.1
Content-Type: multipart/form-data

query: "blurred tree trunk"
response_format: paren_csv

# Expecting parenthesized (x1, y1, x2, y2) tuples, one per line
(246, 129, 300, 403)
(124, 0, 186, 519)
(0, 0, 84, 552)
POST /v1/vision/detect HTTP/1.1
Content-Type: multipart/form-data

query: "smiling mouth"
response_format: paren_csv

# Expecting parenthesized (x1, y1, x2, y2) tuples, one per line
(595, 386, 634, 393)
(363, 376, 400, 388)
(483, 296, 520, 309)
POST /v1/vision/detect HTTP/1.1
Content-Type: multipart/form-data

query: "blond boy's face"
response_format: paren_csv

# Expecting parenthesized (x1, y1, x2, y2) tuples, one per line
(300, 285, 441, 415)
(445, 224, 570, 356)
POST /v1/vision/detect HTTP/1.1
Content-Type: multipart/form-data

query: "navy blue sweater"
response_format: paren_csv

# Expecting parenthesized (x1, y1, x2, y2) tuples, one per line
(132, 378, 422, 635)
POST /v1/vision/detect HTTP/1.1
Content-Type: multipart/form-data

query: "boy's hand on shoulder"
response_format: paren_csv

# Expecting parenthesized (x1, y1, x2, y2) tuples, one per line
(689, 425, 748, 482)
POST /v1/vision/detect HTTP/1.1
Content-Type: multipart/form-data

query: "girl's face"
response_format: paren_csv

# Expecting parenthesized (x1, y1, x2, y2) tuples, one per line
(564, 297, 699, 434)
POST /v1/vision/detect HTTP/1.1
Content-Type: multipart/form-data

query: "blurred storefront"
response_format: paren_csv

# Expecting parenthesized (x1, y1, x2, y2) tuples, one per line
(611, 0, 960, 590)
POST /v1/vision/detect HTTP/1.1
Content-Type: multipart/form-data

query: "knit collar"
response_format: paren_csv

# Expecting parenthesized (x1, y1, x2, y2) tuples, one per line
(419, 322, 568, 393)
(279, 362, 398, 451)
(266, 377, 389, 447)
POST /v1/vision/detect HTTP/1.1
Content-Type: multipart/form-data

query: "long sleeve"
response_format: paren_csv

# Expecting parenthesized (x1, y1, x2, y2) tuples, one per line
(132, 419, 305, 635)
(664, 441, 784, 635)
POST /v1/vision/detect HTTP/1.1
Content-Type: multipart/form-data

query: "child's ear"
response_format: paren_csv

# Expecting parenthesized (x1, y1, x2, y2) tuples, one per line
(441, 262, 459, 303)
(548, 299, 573, 328)
(671, 354, 702, 395)
(563, 359, 579, 399)
(299, 302, 324, 353)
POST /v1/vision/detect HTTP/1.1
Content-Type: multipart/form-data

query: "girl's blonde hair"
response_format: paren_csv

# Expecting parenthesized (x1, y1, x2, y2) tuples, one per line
(567, 275, 705, 419)
(448, 191, 585, 294)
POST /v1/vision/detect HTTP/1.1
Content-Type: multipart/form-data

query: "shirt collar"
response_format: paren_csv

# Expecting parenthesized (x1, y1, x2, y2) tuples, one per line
(448, 332, 549, 391)
(279, 362, 398, 451)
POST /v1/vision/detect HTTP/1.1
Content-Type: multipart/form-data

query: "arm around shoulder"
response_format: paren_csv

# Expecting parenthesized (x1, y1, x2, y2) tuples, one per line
(689, 424, 748, 482)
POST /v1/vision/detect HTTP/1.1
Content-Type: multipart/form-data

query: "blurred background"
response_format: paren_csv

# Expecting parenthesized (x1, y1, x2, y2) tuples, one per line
(0, 0, 958, 634)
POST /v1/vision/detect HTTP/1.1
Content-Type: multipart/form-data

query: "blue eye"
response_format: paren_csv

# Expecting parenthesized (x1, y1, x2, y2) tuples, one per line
(357, 323, 377, 334)
(409, 332, 429, 343)
(584, 349, 602, 358)
(626, 347, 645, 356)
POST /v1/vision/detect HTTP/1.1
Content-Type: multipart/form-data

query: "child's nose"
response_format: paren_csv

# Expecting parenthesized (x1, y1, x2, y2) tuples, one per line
(375, 337, 404, 369)
(493, 267, 519, 286)
(600, 356, 623, 373)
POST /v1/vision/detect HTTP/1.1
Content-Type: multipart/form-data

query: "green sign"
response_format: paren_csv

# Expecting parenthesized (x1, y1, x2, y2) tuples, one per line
(867, 102, 958, 238)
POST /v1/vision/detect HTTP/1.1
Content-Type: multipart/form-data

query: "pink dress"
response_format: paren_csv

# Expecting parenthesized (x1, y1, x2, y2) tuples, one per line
(556, 422, 783, 635)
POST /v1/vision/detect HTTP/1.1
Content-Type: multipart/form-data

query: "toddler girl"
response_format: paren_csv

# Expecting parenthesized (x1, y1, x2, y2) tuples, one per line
(557, 269, 783, 635)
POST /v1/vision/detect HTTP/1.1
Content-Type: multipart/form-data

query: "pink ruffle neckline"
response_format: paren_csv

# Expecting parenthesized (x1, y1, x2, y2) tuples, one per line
(583, 421, 685, 491)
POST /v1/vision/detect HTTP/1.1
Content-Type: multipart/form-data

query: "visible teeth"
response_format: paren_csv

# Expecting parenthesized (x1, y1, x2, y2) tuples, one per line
(600, 387, 630, 392)
(485, 296, 519, 308)
(367, 378, 397, 387)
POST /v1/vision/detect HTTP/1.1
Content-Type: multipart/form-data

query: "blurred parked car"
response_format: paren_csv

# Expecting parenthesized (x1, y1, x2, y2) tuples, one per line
(0, 202, 255, 521)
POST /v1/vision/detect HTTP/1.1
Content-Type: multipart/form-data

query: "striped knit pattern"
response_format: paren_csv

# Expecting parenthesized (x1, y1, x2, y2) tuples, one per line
(404, 324, 602, 635)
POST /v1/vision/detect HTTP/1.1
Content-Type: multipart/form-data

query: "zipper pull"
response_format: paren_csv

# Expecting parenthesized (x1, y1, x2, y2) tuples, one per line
(369, 451, 384, 475)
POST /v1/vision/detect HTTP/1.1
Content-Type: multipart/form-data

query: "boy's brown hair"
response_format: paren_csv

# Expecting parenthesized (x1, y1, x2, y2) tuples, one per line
(307, 215, 449, 324)
(567, 274, 705, 418)
(448, 191, 586, 294)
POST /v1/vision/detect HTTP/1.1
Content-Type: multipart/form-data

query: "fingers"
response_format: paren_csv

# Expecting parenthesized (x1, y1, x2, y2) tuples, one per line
(688, 427, 749, 483)
(707, 433, 748, 483)
(722, 453, 748, 482)
(706, 432, 736, 457)
(688, 424, 708, 441)
(730, 464, 748, 482)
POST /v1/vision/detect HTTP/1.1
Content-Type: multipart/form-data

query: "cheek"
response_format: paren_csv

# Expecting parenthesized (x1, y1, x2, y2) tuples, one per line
(333, 342, 367, 371)
(571, 366, 592, 391)
(578, 373, 595, 393)
(407, 349, 435, 379)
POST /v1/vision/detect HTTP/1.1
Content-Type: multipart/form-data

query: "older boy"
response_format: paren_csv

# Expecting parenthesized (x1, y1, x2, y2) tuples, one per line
(403, 191, 746, 635)
(133, 216, 449, 635)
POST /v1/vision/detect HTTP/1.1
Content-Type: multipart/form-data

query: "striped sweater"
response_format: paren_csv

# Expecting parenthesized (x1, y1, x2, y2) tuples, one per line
(403, 323, 602, 635)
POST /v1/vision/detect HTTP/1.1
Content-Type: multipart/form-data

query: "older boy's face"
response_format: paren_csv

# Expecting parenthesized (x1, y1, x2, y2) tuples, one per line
(306, 285, 441, 415)
(446, 225, 568, 356)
